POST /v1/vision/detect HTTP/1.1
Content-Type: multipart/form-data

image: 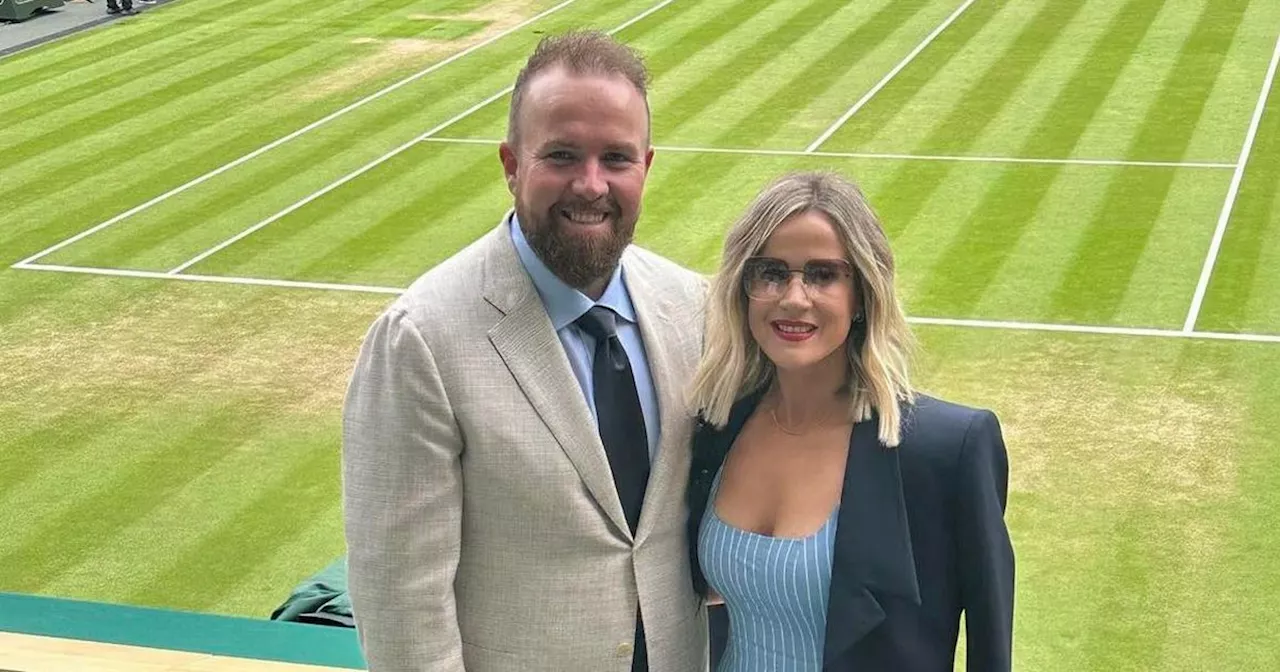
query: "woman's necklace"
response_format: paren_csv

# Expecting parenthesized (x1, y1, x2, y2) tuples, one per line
(770, 402, 838, 436)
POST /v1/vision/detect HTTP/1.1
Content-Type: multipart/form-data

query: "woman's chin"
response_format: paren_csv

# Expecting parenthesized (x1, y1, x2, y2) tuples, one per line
(767, 353, 830, 376)
(762, 344, 849, 381)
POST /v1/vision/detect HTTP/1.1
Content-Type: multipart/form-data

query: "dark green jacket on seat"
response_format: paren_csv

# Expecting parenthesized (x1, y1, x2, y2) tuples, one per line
(271, 557, 353, 627)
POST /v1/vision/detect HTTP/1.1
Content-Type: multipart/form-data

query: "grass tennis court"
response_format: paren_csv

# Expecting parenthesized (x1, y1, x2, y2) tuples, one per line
(2, 0, 1279, 669)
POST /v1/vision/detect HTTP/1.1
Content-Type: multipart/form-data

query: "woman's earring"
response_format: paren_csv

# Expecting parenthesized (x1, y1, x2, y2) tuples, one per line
(853, 312, 864, 324)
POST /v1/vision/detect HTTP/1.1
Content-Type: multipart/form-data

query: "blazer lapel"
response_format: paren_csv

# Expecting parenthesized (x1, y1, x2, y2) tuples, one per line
(623, 255, 685, 545)
(482, 221, 631, 537)
(823, 419, 922, 666)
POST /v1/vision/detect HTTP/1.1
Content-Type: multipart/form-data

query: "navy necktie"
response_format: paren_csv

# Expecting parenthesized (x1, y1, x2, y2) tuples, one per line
(576, 306, 651, 672)
(575, 306, 650, 535)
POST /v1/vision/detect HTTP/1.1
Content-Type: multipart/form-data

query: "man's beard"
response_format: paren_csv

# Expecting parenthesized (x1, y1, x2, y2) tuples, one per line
(519, 202, 636, 291)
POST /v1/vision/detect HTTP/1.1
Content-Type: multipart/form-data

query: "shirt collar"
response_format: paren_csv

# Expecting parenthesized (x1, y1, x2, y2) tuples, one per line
(508, 212, 637, 331)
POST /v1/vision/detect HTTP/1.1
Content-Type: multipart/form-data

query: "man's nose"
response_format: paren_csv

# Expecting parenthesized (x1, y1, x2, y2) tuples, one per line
(572, 159, 608, 200)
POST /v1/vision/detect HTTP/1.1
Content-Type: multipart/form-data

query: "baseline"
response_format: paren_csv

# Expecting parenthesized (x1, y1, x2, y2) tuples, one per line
(15, 261, 1280, 344)
(420, 137, 1235, 168)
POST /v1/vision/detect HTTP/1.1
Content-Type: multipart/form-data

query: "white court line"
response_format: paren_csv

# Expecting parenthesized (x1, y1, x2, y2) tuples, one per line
(14, 262, 405, 295)
(17, 261, 1280, 344)
(167, 87, 515, 275)
(10, 0, 582, 269)
(806, 0, 978, 153)
(168, 0, 678, 275)
(1182, 30, 1280, 333)
(910, 316, 1280, 344)
(419, 137, 1234, 168)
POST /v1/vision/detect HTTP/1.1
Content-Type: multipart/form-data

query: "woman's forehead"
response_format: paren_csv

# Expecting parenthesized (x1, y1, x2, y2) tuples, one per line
(760, 211, 844, 258)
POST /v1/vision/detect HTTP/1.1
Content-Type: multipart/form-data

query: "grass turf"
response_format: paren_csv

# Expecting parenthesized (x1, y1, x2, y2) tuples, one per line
(2, 0, 1278, 668)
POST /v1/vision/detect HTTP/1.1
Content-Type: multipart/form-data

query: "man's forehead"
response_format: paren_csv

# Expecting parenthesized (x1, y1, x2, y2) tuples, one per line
(517, 68, 650, 146)
(524, 66, 644, 107)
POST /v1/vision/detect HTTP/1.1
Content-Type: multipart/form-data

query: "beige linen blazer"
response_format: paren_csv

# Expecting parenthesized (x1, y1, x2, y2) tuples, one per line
(342, 215, 709, 672)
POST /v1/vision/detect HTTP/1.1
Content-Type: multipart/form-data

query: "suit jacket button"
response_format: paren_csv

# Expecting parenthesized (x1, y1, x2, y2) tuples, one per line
(616, 642, 633, 658)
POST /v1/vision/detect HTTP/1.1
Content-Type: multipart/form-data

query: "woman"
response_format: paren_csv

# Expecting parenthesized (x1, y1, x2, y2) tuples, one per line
(687, 172, 1014, 671)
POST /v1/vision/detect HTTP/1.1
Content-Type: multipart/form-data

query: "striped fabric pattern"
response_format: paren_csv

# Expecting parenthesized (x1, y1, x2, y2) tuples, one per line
(698, 468, 839, 672)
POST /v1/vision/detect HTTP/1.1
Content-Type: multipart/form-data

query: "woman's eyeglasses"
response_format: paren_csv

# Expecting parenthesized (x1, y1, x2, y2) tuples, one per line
(742, 256, 854, 300)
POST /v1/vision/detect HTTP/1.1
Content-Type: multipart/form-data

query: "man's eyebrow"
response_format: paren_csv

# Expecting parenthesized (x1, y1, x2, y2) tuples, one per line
(535, 140, 578, 152)
(602, 143, 641, 155)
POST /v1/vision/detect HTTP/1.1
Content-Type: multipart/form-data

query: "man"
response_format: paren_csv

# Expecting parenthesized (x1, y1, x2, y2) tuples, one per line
(342, 31, 709, 672)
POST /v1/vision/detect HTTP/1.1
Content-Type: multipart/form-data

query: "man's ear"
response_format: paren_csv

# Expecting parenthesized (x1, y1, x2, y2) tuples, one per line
(499, 142, 519, 195)
(644, 146, 655, 172)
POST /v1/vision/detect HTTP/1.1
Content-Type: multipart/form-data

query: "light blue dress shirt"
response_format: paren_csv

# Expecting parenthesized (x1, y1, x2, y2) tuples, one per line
(509, 215, 661, 462)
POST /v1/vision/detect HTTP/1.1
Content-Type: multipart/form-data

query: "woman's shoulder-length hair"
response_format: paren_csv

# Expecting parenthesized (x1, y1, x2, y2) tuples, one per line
(686, 171, 915, 447)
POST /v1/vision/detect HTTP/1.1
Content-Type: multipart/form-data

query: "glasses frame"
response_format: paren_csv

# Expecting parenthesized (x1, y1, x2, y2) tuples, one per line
(741, 256, 856, 301)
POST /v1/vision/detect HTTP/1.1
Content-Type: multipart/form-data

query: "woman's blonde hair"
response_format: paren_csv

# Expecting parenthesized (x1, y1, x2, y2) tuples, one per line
(688, 171, 915, 446)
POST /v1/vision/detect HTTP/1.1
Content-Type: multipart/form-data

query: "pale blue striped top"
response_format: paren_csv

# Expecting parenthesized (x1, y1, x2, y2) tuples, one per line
(698, 467, 839, 672)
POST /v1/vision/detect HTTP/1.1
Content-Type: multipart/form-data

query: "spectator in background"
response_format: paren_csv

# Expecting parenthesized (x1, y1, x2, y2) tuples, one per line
(105, 0, 134, 15)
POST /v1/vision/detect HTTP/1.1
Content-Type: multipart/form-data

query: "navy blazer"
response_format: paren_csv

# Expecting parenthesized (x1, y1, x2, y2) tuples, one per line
(688, 391, 1015, 671)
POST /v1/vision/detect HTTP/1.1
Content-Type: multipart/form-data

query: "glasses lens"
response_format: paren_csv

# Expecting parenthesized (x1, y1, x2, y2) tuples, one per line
(745, 259, 788, 298)
(802, 260, 850, 289)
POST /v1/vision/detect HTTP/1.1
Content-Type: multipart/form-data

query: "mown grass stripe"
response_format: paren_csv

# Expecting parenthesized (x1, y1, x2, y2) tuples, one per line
(1046, 0, 1250, 324)
(653, 0, 847, 140)
(190, 143, 494, 277)
(640, 0, 777, 82)
(163, 146, 507, 282)
(1080, 509, 1173, 670)
(0, 275, 369, 592)
(0, 0, 278, 90)
(913, 0, 1165, 317)
(0, 0, 322, 108)
(729, 0, 935, 148)
(1, 76, 356, 270)
(125, 444, 340, 611)
(0, 19, 412, 219)
(0, 0, 417, 124)
(0, 20, 390, 167)
(205, 501, 343, 617)
(805, 0, 977, 152)
(821, 0, 1012, 153)
(0, 401, 277, 593)
(0, 407, 140, 497)
(1222, 348, 1280, 667)
(0, 270, 76, 326)
(445, 0, 781, 140)
(0, 0, 428, 203)
(37, 419, 341, 608)
(591, 0, 689, 45)
(838, 0, 1079, 237)
(6, 77, 454, 270)
(0, 97, 335, 269)
(286, 151, 501, 280)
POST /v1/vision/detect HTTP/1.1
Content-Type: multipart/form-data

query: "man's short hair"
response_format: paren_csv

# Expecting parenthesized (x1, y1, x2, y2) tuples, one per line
(507, 30, 651, 145)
